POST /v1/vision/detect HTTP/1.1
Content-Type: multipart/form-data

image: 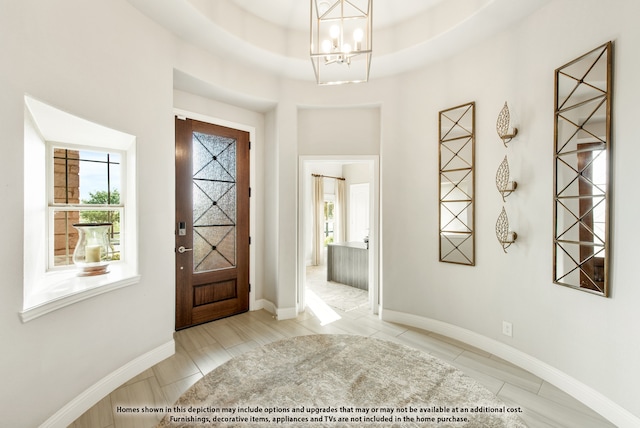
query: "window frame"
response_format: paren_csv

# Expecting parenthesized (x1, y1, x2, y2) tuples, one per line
(47, 143, 126, 271)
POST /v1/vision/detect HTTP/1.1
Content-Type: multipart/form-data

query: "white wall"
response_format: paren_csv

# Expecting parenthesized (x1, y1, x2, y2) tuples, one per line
(1, 4, 292, 423)
(344, 163, 370, 185)
(280, 1, 640, 423)
(298, 107, 381, 156)
(380, 0, 640, 422)
(342, 163, 372, 243)
(1, 0, 295, 424)
(3, 0, 640, 426)
(1, 1, 177, 426)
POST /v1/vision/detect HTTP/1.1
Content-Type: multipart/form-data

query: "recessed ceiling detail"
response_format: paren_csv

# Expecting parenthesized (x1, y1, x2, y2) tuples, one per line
(127, 0, 550, 82)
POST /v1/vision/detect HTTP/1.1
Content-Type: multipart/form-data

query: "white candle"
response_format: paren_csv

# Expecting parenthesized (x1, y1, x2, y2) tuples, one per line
(85, 245, 101, 263)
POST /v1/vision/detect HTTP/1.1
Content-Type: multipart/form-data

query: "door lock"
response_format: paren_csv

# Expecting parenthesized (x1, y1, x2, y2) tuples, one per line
(177, 246, 193, 253)
(178, 221, 186, 236)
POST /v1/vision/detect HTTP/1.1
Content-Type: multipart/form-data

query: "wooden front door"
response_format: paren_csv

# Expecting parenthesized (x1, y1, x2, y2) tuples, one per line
(175, 117, 250, 330)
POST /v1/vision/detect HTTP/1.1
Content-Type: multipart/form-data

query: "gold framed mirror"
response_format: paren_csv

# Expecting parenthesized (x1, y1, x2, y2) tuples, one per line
(553, 42, 612, 296)
(439, 102, 475, 265)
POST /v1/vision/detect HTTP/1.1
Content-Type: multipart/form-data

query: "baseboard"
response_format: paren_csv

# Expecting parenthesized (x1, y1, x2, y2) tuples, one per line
(254, 299, 297, 320)
(254, 298, 276, 315)
(276, 306, 297, 320)
(39, 339, 175, 428)
(381, 309, 639, 428)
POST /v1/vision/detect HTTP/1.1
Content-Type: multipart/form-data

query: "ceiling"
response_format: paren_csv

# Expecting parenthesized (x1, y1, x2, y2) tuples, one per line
(128, 0, 551, 84)
(226, 0, 446, 31)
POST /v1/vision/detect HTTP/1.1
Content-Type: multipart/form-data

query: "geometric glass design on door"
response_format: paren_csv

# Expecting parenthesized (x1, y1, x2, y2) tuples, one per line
(192, 132, 237, 272)
(554, 42, 611, 295)
(439, 102, 475, 265)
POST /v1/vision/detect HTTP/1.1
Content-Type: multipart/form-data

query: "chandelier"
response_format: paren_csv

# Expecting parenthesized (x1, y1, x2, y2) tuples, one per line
(310, 0, 372, 85)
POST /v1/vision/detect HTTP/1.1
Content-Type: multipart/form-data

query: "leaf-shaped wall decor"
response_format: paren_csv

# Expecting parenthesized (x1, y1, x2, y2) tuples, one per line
(496, 102, 510, 137)
(496, 102, 518, 146)
(496, 156, 509, 192)
(496, 207, 509, 242)
(496, 207, 517, 253)
(495, 155, 517, 201)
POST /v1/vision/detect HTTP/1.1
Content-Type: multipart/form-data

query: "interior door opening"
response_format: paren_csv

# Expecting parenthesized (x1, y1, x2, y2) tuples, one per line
(298, 157, 379, 322)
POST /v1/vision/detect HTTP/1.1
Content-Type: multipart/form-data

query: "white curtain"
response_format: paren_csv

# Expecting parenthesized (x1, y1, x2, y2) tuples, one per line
(334, 179, 346, 244)
(312, 175, 324, 266)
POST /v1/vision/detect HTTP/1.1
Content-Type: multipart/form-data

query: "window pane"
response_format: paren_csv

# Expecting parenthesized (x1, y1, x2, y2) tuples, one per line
(53, 148, 121, 205)
(53, 149, 80, 204)
(53, 210, 80, 266)
(52, 209, 122, 267)
(109, 158, 121, 204)
(323, 201, 334, 245)
(79, 157, 108, 202)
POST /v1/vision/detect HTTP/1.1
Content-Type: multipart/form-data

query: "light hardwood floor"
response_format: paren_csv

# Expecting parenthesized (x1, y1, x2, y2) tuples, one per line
(69, 305, 616, 428)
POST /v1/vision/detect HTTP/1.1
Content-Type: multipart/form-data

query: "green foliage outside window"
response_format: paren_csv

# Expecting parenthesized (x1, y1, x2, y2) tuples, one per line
(80, 189, 120, 224)
(82, 189, 120, 205)
(324, 201, 334, 219)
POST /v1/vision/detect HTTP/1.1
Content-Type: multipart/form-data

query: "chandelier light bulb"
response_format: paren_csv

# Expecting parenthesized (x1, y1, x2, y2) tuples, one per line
(330, 24, 340, 40)
(321, 39, 332, 53)
(353, 28, 363, 51)
(342, 43, 352, 54)
(353, 28, 363, 42)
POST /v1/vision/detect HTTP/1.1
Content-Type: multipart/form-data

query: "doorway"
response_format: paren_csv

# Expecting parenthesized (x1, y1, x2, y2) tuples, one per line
(175, 116, 250, 329)
(298, 156, 380, 318)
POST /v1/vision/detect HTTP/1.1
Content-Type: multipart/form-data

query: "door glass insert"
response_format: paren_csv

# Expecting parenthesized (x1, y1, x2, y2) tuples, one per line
(192, 131, 237, 272)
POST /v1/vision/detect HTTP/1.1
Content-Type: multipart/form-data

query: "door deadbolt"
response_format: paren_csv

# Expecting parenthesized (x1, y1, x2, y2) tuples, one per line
(178, 221, 186, 236)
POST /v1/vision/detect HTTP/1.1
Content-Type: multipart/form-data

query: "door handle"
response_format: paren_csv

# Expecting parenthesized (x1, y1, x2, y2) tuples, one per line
(177, 246, 193, 253)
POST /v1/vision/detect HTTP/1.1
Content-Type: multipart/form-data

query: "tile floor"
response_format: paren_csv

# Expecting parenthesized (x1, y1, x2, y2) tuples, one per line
(305, 264, 369, 312)
(69, 272, 616, 428)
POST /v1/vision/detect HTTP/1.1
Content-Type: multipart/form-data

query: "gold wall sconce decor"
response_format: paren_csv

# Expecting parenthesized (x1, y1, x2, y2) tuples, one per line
(496, 102, 518, 146)
(496, 207, 517, 253)
(496, 155, 518, 202)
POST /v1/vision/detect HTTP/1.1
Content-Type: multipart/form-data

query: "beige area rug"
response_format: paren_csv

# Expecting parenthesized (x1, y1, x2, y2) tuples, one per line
(158, 335, 527, 427)
(306, 265, 369, 312)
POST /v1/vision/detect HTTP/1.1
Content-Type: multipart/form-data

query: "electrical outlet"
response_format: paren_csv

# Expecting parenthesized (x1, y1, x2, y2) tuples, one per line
(502, 321, 513, 337)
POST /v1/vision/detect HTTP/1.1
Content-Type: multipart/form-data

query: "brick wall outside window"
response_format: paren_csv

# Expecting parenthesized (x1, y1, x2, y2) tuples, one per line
(53, 149, 80, 265)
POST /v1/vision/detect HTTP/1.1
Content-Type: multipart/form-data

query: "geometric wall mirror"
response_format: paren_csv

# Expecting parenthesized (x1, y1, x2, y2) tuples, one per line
(553, 42, 612, 296)
(439, 102, 475, 265)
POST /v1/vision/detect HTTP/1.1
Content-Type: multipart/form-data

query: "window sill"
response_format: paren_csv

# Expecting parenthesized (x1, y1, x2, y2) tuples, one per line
(20, 263, 140, 323)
